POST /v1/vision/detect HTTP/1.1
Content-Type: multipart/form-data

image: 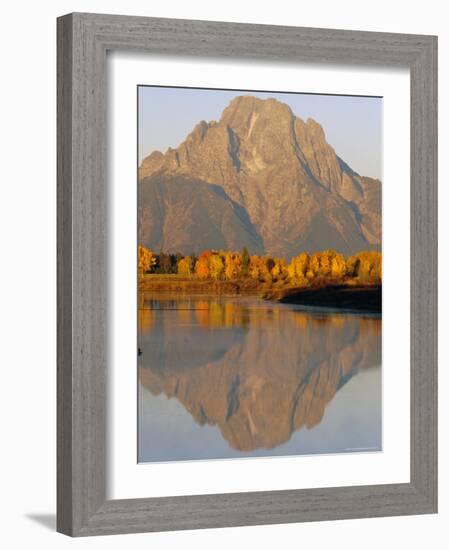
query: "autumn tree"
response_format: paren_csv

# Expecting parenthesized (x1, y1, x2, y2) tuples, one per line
(358, 257, 372, 284)
(195, 256, 210, 279)
(346, 255, 361, 278)
(177, 256, 193, 276)
(346, 251, 382, 284)
(262, 259, 273, 282)
(271, 258, 288, 282)
(249, 255, 262, 280)
(369, 252, 382, 283)
(199, 250, 212, 261)
(375, 254, 382, 281)
(287, 252, 310, 285)
(331, 252, 347, 280)
(209, 253, 225, 280)
(138, 245, 156, 276)
(308, 252, 321, 279)
(358, 251, 382, 284)
(320, 250, 338, 278)
(224, 252, 241, 280)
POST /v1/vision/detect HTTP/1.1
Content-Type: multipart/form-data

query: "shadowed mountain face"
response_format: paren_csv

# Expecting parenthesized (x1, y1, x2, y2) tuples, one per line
(139, 296, 381, 452)
(139, 95, 381, 256)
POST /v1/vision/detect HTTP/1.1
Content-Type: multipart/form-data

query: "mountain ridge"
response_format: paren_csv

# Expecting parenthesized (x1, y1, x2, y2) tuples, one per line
(138, 95, 381, 257)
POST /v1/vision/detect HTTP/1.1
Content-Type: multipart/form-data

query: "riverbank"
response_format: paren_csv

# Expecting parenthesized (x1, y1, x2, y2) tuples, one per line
(263, 284, 382, 313)
(139, 274, 262, 295)
(139, 275, 381, 313)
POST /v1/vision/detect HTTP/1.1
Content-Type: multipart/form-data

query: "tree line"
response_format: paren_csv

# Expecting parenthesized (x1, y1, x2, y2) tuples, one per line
(138, 245, 382, 286)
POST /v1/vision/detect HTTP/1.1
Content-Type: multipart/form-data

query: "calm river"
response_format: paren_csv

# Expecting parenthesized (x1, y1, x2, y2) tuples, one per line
(138, 293, 381, 462)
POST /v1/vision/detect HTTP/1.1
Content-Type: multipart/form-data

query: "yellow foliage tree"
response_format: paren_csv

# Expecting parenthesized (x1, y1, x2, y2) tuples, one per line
(138, 245, 156, 276)
(249, 255, 262, 280)
(369, 252, 382, 283)
(331, 253, 347, 280)
(271, 258, 287, 281)
(177, 256, 193, 276)
(209, 253, 225, 280)
(347, 251, 382, 284)
(287, 252, 309, 283)
(308, 253, 321, 279)
(319, 252, 332, 277)
(224, 252, 241, 280)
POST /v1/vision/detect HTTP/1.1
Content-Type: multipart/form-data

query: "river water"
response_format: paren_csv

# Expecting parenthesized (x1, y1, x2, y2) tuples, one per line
(138, 293, 381, 463)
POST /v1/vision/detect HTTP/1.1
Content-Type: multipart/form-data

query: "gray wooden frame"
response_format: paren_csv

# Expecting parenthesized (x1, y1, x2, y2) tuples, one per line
(57, 12, 438, 537)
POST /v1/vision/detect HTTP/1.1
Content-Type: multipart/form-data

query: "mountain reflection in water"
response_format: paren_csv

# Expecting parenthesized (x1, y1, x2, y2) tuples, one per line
(138, 293, 381, 462)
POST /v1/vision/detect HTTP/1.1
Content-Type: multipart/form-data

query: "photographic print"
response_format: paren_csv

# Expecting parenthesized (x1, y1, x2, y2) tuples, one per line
(137, 86, 382, 463)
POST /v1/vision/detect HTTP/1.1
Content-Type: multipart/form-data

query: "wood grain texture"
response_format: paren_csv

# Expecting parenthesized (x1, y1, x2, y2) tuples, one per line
(409, 36, 438, 509)
(57, 12, 438, 536)
(57, 13, 73, 536)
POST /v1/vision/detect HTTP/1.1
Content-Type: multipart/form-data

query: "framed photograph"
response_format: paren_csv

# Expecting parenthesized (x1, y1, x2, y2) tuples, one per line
(57, 13, 437, 536)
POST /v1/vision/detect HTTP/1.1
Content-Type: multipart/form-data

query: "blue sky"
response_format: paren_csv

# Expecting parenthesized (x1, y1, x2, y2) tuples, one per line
(138, 86, 382, 180)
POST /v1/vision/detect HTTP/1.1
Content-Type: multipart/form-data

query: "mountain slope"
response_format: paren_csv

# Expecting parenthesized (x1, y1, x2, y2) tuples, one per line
(139, 95, 381, 256)
(139, 174, 264, 254)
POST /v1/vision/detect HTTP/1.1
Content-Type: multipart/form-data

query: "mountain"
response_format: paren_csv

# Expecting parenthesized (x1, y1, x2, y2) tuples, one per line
(138, 95, 381, 256)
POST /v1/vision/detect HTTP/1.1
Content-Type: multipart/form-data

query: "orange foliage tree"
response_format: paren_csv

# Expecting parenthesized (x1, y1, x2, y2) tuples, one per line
(195, 256, 210, 279)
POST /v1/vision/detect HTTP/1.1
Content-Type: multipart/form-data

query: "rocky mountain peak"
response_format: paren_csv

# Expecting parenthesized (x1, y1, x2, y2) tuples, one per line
(221, 95, 294, 136)
(188, 120, 209, 143)
(138, 95, 381, 256)
(138, 150, 164, 180)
